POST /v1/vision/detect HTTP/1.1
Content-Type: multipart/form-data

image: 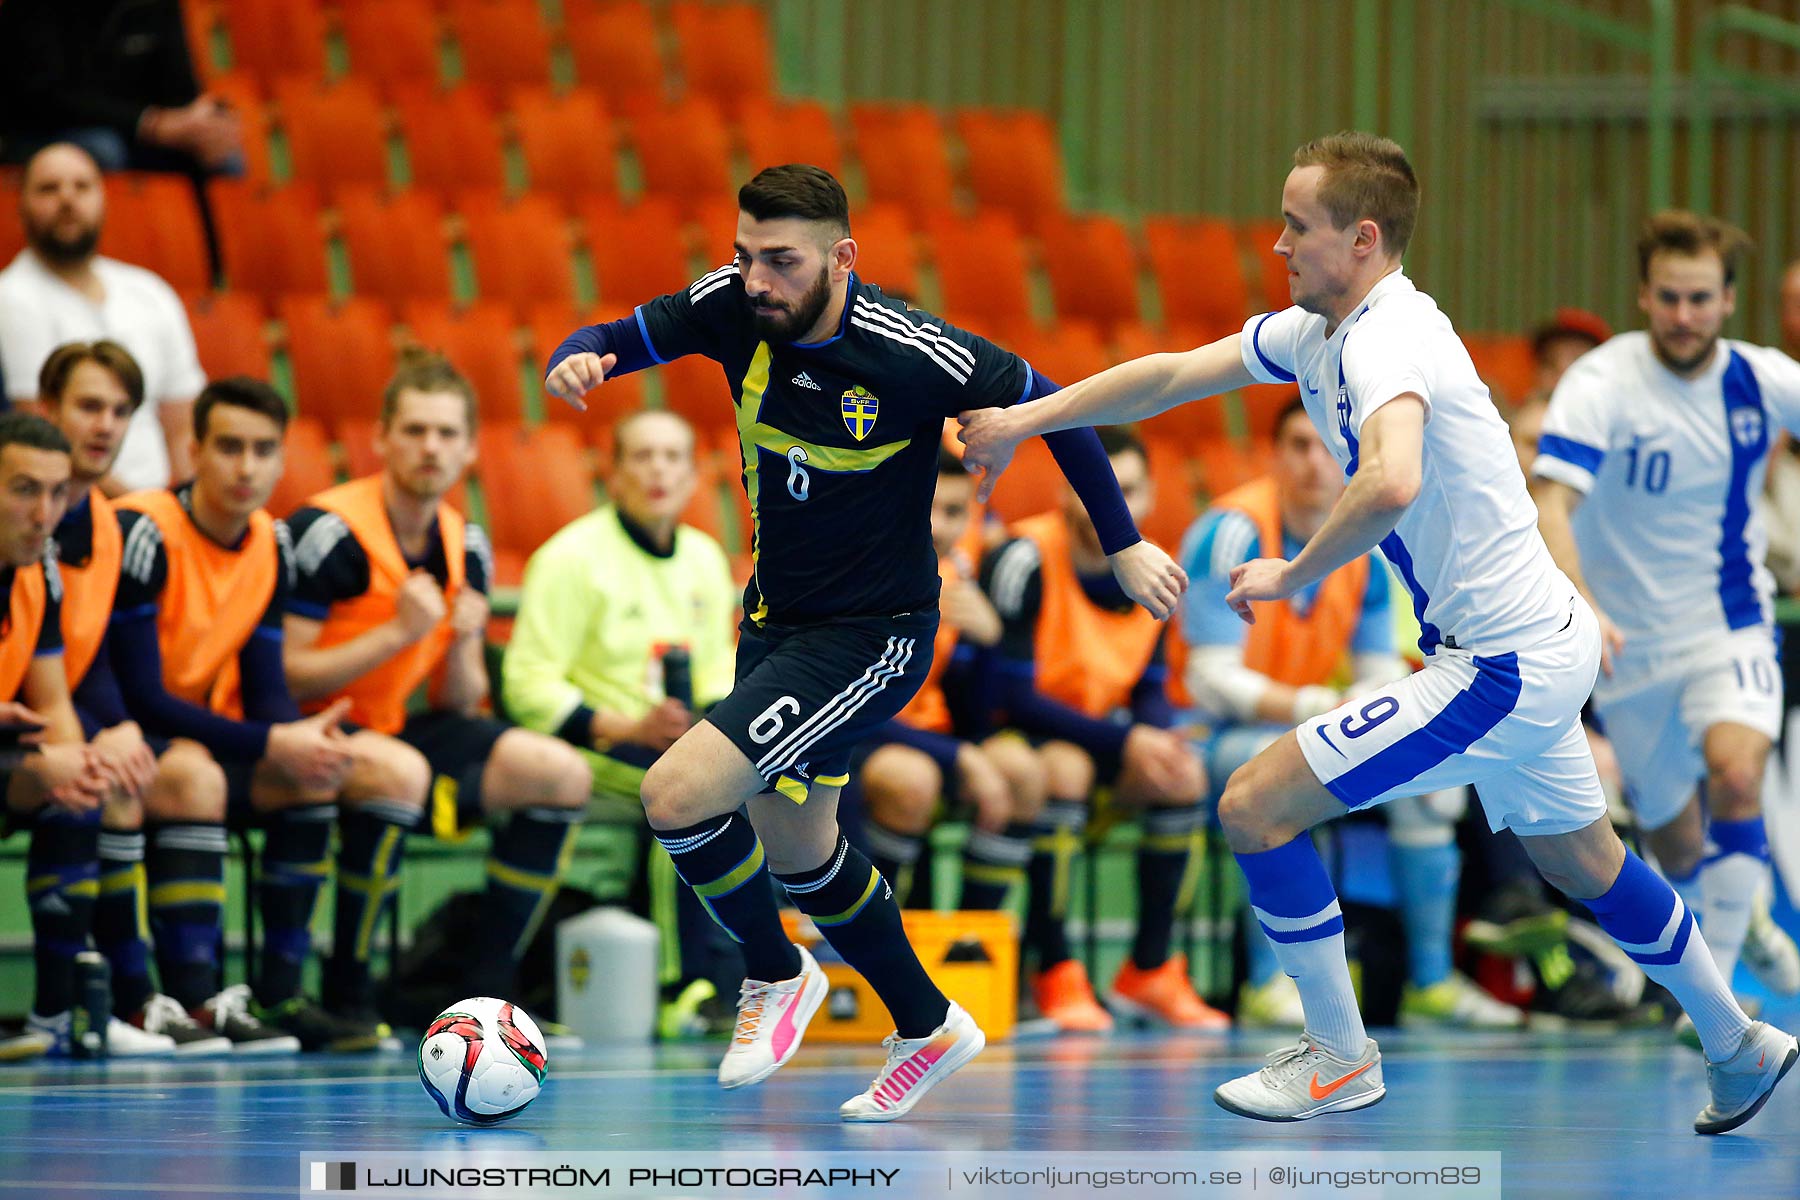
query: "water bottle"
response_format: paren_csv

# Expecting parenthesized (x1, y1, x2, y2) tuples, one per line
(72, 951, 111, 1059)
(661, 646, 693, 709)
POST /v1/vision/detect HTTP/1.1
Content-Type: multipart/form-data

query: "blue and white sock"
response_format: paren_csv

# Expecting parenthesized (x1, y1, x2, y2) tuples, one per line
(1583, 850, 1750, 1061)
(1236, 835, 1365, 1058)
(1697, 817, 1769, 989)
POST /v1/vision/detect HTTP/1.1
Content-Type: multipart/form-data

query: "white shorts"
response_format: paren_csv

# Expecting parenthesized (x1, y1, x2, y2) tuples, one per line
(1591, 626, 1784, 831)
(1298, 598, 1606, 836)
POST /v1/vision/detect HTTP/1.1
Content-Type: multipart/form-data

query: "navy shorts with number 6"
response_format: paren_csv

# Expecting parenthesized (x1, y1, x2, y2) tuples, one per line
(707, 611, 937, 802)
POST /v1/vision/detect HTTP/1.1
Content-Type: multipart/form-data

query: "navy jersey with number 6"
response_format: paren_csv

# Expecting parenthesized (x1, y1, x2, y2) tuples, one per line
(636, 267, 1030, 625)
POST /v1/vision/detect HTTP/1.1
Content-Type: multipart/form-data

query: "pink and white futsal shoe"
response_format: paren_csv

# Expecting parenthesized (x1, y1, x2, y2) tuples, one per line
(839, 1001, 986, 1122)
(717, 945, 829, 1089)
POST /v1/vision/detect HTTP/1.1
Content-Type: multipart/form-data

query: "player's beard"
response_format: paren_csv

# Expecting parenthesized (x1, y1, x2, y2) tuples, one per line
(748, 267, 833, 343)
(1651, 329, 1719, 376)
(27, 215, 101, 268)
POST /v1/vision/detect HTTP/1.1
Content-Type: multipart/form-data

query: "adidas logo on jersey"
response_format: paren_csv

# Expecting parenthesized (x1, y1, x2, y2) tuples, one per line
(792, 372, 822, 390)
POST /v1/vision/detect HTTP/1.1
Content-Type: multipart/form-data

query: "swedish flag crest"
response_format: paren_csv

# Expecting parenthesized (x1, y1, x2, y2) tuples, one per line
(841, 386, 879, 441)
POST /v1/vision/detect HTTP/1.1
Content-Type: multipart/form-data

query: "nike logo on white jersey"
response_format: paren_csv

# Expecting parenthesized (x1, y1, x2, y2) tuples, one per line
(793, 372, 822, 390)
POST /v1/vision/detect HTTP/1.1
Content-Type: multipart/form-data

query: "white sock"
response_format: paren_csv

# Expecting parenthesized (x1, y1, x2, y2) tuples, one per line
(1269, 931, 1366, 1060)
(1698, 852, 1765, 987)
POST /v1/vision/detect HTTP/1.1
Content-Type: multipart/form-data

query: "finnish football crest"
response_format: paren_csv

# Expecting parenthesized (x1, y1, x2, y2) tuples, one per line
(841, 386, 879, 441)
(1731, 407, 1765, 448)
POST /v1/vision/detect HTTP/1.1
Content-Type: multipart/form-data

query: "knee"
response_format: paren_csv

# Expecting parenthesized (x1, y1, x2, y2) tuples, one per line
(1144, 746, 1206, 809)
(860, 746, 941, 832)
(146, 740, 227, 824)
(641, 756, 706, 830)
(102, 791, 144, 832)
(1706, 757, 1763, 818)
(346, 736, 431, 812)
(1040, 741, 1096, 800)
(490, 731, 592, 811)
(984, 738, 1047, 823)
(1218, 763, 1283, 851)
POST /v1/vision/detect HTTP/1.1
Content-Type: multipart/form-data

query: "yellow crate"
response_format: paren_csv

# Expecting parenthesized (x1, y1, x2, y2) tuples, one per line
(780, 909, 1017, 1043)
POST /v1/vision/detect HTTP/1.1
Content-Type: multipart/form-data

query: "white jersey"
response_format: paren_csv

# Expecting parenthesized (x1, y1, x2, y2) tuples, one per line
(1533, 332, 1800, 650)
(1240, 271, 1576, 656)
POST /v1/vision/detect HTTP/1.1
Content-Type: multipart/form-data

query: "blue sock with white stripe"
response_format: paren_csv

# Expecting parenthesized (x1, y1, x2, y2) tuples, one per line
(1582, 850, 1750, 1061)
(776, 833, 949, 1039)
(1235, 835, 1366, 1058)
(1697, 817, 1769, 989)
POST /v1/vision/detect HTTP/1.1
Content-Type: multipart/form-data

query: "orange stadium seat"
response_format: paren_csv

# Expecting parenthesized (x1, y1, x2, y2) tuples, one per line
(955, 108, 1065, 233)
(677, 457, 733, 546)
(526, 306, 651, 448)
(653, 354, 736, 443)
(209, 181, 329, 302)
(669, 1, 773, 118)
(566, 2, 668, 118)
(186, 292, 272, 380)
(1144, 215, 1253, 332)
(102, 175, 211, 294)
(204, 73, 274, 188)
(736, 98, 843, 178)
(448, 0, 555, 91)
(218, 0, 327, 83)
(184, 0, 220, 80)
(984, 436, 1062, 525)
(846, 203, 921, 302)
(1463, 334, 1537, 407)
(1115, 323, 1231, 446)
(628, 101, 735, 218)
(851, 103, 957, 214)
(1009, 321, 1110, 389)
(1194, 435, 1266, 497)
(1240, 218, 1290, 312)
(337, 186, 453, 309)
(278, 295, 397, 427)
(1041, 213, 1140, 334)
(582, 198, 692, 317)
(392, 84, 508, 197)
(339, 0, 443, 87)
(266, 417, 336, 519)
(1239, 382, 1301, 442)
(477, 422, 599, 562)
(928, 211, 1032, 332)
(400, 300, 527, 422)
(273, 77, 390, 195)
(457, 191, 579, 316)
(511, 88, 618, 211)
(1141, 435, 1200, 551)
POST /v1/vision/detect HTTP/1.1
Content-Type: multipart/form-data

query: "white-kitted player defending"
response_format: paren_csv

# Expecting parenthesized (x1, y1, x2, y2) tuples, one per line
(958, 131, 1796, 1133)
(1532, 212, 1800, 1018)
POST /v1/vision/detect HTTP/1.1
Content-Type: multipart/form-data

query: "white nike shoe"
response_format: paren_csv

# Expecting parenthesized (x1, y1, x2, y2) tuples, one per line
(1742, 902, 1800, 998)
(1214, 1032, 1384, 1122)
(716, 945, 828, 1089)
(840, 1001, 986, 1122)
(27, 1010, 176, 1059)
(1695, 1021, 1798, 1135)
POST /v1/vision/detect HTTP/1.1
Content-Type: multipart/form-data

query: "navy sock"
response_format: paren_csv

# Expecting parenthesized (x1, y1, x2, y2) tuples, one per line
(1024, 800, 1086, 968)
(1133, 803, 1202, 970)
(95, 829, 154, 1015)
(27, 808, 101, 1016)
(654, 812, 800, 984)
(147, 822, 229, 1010)
(326, 801, 415, 1010)
(474, 806, 582, 995)
(959, 822, 1032, 910)
(777, 834, 949, 1038)
(256, 805, 335, 1007)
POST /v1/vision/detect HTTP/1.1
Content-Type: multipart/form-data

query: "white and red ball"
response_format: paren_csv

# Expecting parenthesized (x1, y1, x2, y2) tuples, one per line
(418, 996, 548, 1124)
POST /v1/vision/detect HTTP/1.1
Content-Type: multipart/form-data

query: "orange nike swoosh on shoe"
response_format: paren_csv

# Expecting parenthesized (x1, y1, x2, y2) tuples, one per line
(1309, 1062, 1374, 1100)
(1757, 1052, 1766, 1069)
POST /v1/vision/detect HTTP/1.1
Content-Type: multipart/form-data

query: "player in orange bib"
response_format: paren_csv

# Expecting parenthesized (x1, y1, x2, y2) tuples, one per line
(282, 351, 591, 1024)
(850, 448, 1045, 910)
(107, 379, 430, 1052)
(982, 426, 1223, 1032)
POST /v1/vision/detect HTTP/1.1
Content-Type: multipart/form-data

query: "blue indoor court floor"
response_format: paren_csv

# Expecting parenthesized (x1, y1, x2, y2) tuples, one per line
(1, 1012, 1797, 1200)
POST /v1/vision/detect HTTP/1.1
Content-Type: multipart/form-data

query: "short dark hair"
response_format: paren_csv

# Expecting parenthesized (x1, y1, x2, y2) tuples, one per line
(193, 377, 289, 442)
(1096, 425, 1146, 463)
(0, 411, 72, 457)
(39, 340, 145, 412)
(383, 346, 477, 432)
(937, 446, 969, 477)
(738, 164, 851, 240)
(1292, 131, 1420, 257)
(1636, 210, 1751, 287)
(1272, 396, 1311, 440)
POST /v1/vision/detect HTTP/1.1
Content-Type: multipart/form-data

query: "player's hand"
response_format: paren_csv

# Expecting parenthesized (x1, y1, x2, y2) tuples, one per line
(941, 579, 1002, 647)
(628, 699, 693, 752)
(395, 570, 448, 643)
(1225, 557, 1294, 624)
(954, 743, 1012, 833)
(33, 743, 109, 814)
(955, 407, 1024, 503)
(545, 352, 618, 413)
(1108, 541, 1187, 620)
(91, 721, 158, 800)
(1122, 725, 1202, 798)
(267, 698, 355, 791)
(450, 588, 490, 640)
(1593, 606, 1625, 677)
(0, 701, 48, 745)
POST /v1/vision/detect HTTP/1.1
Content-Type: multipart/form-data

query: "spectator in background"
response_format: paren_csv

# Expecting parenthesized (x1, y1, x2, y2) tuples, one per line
(502, 410, 744, 1036)
(0, 0, 241, 175)
(0, 143, 204, 493)
(1522, 307, 1611, 407)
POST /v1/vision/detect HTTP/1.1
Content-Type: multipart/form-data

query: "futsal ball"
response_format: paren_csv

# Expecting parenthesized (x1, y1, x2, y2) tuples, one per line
(418, 996, 549, 1125)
